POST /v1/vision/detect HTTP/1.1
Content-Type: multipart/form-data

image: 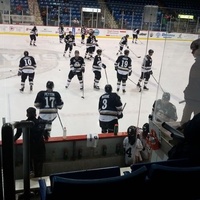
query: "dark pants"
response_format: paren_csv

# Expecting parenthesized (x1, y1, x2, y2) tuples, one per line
(21, 72, 35, 85)
(99, 119, 118, 133)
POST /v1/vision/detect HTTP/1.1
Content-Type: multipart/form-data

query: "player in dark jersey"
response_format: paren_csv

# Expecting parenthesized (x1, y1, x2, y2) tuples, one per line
(81, 25, 87, 44)
(137, 49, 154, 90)
(132, 28, 140, 44)
(115, 49, 132, 93)
(98, 84, 123, 133)
(58, 23, 65, 43)
(18, 51, 36, 92)
(34, 81, 64, 134)
(85, 31, 98, 59)
(30, 25, 38, 46)
(65, 50, 85, 90)
(63, 31, 76, 57)
(116, 34, 129, 55)
(92, 49, 106, 90)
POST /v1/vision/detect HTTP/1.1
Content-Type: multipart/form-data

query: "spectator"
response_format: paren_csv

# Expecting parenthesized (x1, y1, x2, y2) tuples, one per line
(14, 107, 49, 178)
(72, 18, 79, 26)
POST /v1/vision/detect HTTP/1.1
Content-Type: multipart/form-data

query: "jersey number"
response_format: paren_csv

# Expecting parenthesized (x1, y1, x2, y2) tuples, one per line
(102, 99, 107, 109)
(121, 60, 128, 68)
(125, 147, 132, 158)
(45, 97, 55, 108)
(24, 58, 32, 66)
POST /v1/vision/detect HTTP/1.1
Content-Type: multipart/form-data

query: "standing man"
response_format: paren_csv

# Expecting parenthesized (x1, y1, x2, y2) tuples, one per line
(137, 49, 154, 90)
(63, 31, 76, 57)
(132, 28, 140, 44)
(34, 81, 64, 134)
(180, 38, 200, 125)
(30, 25, 38, 46)
(115, 49, 132, 93)
(98, 84, 123, 133)
(80, 24, 87, 44)
(14, 107, 49, 178)
(116, 34, 129, 55)
(65, 50, 85, 90)
(18, 51, 36, 92)
(92, 49, 106, 90)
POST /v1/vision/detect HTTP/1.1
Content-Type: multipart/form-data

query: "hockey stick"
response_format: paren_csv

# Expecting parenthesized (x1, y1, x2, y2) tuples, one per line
(151, 74, 165, 92)
(5, 74, 18, 79)
(81, 72, 85, 99)
(128, 78, 141, 92)
(129, 48, 141, 58)
(57, 111, 64, 129)
(179, 100, 185, 104)
(104, 68, 109, 84)
(122, 103, 127, 111)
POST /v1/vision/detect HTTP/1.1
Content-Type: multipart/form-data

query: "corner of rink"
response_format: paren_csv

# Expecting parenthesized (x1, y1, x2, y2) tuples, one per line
(0, 26, 197, 138)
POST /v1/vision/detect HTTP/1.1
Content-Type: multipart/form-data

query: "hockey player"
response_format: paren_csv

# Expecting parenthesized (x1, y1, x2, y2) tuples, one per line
(92, 49, 106, 90)
(116, 34, 129, 55)
(98, 84, 123, 133)
(34, 81, 64, 134)
(63, 31, 76, 57)
(137, 49, 154, 90)
(115, 49, 132, 93)
(18, 51, 37, 92)
(123, 125, 143, 166)
(81, 24, 87, 44)
(152, 92, 178, 122)
(30, 25, 38, 46)
(65, 50, 85, 90)
(137, 123, 152, 162)
(132, 28, 140, 43)
(85, 31, 98, 59)
(58, 23, 65, 43)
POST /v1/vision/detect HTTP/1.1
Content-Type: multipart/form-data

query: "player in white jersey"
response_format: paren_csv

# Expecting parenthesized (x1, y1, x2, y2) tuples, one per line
(30, 25, 38, 46)
(123, 125, 143, 166)
(58, 23, 65, 43)
(132, 28, 140, 43)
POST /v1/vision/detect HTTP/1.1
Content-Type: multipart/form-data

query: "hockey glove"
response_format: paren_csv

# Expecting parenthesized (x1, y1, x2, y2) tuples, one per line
(73, 43, 76, 46)
(81, 67, 85, 73)
(95, 43, 99, 46)
(127, 46, 129, 49)
(117, 113, 123, 119)
(129, 71, 132, 76)
(150, 70, 153, 75)
(115, 66, 118, 71)
(36, 34, 38, 37)
(102, 64, 106, 69)
(18, 70, 22, 76)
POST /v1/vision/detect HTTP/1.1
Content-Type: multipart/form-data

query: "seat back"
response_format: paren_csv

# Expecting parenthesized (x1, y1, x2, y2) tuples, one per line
(50, 166, 147, 199)
(147, 164, 200, 200)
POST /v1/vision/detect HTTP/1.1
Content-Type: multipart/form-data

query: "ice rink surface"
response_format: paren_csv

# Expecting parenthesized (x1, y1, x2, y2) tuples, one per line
(0, 34, 194, 139)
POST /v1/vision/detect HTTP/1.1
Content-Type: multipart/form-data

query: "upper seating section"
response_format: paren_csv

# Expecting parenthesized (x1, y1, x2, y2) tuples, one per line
(38, 0, 100, 25)
(10, 0, 30, 15)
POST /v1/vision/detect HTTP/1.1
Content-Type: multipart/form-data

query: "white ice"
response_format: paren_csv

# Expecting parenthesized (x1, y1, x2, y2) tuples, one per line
(0, 34, 194, 140)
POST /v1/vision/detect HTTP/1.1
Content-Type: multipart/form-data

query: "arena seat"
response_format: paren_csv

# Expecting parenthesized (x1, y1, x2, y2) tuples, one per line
(39, 165, 148, 199)
(147, 164, 200, 199)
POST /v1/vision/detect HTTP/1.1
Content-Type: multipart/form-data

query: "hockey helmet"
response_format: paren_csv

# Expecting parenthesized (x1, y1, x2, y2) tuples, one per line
(104, 84, 112, 93)
(69, 31, 72, 34)
(190, 38, 200, 55)
(46, 81, 54, 89)
(96, 49, 102, 55)
(148, 49, 154, 54)
(162, 92, 170, 101)
(24, 51, 29, 56)
(26, 107, 36, 118)
(142, 123, 149, 134)
(125, 34, 129, 38)
(124, 49, 129, 55)
(127, 125, 137, 145)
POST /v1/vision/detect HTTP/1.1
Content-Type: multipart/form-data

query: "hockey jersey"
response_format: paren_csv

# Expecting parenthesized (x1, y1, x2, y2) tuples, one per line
(58, 26, 65, 35)
(30, 27, 38, 36)
(119, 36, 128, 46)
(115, 55, 132, 75)
(141, 55, 152, 72)
(19, 56, 36, 73)
(86, 35, 98, 47)
(64, 34, 75, 45)
(99, 92, 123, 122)
(92, 55, 104, 72)
(70, 56, 85, 73)
(81, 27, 87, 35)
(133, 28, 140, 35)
